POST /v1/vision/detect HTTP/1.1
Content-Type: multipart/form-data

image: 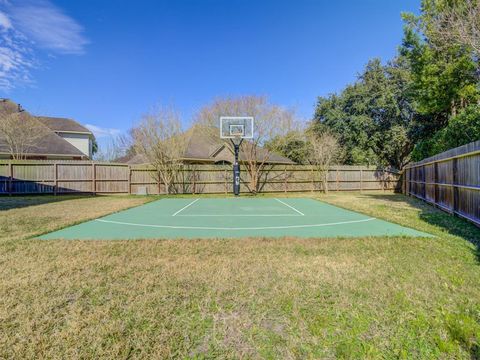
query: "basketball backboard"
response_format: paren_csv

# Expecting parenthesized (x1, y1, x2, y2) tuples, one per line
(220, 117, 254, 139)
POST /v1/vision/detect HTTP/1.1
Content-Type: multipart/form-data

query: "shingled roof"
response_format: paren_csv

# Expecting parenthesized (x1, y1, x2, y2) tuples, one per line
(36, 116, 92, 134)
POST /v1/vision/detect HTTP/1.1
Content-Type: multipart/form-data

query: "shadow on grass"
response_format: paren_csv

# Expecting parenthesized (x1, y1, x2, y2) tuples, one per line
(364, 193, 480, 262)
(0, 195, 94, 211)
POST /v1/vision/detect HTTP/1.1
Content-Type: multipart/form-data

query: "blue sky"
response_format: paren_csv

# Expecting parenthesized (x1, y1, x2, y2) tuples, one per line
(0, 0, 420, 144)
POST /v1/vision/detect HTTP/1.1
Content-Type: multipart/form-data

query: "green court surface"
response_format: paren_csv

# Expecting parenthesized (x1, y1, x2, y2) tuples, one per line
(39, 198, 431, 240)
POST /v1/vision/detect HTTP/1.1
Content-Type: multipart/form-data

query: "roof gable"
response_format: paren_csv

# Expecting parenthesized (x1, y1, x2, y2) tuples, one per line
(212, 146, 234, 163)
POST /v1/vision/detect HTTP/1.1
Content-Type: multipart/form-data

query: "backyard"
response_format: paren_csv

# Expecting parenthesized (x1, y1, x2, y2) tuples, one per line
(1, 192, 480, 359)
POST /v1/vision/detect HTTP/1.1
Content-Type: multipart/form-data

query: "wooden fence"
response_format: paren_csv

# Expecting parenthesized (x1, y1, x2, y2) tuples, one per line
(403, 139, 480, 227)
(0, 161, 401, 195)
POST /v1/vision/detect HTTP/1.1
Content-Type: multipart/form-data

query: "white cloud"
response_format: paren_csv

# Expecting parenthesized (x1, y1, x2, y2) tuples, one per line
(8, 0, 88, 54)
(84, 124, 122, 139)
(0, 11, 11, 29)
(0, 0, 88, 90)
(0, 28, 34, 89)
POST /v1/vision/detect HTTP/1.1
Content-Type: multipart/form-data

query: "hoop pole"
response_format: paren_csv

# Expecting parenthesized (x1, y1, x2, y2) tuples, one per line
(231, 138, 243, 196)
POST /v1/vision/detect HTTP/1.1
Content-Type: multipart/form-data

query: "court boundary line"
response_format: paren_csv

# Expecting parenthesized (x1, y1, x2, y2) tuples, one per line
(274, 198, 305, 216)
(95, 217, 376, 230)
(172, 199, 199, 216)
(176, 214, 302, 217)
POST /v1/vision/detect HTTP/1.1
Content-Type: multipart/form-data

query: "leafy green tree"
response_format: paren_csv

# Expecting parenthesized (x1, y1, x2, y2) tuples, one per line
(91, 137, 98, 155)
(264, 130, 310, 164)
(401, 0, 480, 158)
(312, 58, 415, 169)
(412, 104, 480, 159)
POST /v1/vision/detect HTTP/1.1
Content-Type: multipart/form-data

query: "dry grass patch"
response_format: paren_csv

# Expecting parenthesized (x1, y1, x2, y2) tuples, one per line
(0, 193, 480, 359)
(0, 195, 150, 242)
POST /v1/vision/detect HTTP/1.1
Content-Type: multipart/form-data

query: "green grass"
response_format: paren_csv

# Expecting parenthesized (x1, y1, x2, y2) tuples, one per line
(1, 192, 480, 359)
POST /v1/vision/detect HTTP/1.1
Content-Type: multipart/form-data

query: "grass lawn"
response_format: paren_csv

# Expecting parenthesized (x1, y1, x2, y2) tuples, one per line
(1, 192, 479, 359)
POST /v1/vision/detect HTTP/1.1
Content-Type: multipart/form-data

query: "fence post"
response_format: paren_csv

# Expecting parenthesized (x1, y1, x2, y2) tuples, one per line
(92, 163, 96, 194)
(311, 167, 314, 192)
(452, 158, 458, 214)
(284, 166, 287, 193)
(8, 161, 13, 196)
(192, 167, 196, 194)
(405, 168, 410, 196)
(224, 168, 227, 194)
(54, 162, 58, 195)
(422, 165, 427, 200)
(382, 169, 386, 192)
(433, 162, 438, 206)
(127, 165, 131, 194)
(336, 168, 339, 191)
(406, 168, 410, 196)
(360, 169, 363, 192)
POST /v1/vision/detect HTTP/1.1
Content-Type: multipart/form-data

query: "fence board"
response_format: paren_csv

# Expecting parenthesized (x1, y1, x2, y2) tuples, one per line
(404, 139, 480, 226)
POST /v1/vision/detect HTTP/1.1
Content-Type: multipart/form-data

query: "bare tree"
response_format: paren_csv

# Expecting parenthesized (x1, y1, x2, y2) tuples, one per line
(94, 134, 132, 162)
(0, 109, 49, 159)
(131, 106, 186, 194)
(307, 131, 342, 194)
(194, 96, 299, 192)
(431, 0, 480, 58)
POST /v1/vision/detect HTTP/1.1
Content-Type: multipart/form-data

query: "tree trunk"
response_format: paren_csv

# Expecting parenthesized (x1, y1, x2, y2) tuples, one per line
(323, 172, 329, 194)
(451, 99, 457, 117)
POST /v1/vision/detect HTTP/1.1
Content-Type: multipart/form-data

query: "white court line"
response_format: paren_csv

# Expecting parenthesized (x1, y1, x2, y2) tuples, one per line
(172, 198, 199, 216)
(274, 198, 305, 216)
(95, 217, 376, 230)
(176, 214, 302, 217)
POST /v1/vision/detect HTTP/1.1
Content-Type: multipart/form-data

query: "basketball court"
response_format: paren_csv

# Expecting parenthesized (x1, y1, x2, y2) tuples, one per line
(39, 117, 431, 240)
(39, 197, 431, 240)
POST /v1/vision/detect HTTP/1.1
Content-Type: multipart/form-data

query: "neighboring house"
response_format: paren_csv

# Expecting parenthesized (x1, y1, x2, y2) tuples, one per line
(0, 99, 95, 160)
(36, 117, 94, 157)
(117, 125, 295, 165)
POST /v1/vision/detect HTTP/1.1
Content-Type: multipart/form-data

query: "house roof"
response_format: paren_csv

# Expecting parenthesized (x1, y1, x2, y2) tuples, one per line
(0, 99, 21, 114)
(119, 126, 295, 165)
(0, 116, 86, 158)
(183, 125, 225, 160)
(116, 153, 149, 165)
(36, 116, 92, 134)
(0, 99, 89, 158)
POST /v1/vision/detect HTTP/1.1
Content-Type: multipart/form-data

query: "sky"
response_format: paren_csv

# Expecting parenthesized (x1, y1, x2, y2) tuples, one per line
(0, 0, 420, 146)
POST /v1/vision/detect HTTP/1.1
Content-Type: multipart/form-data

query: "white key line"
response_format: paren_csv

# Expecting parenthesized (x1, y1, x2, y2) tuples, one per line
(274, 198, 305, 216)
(172, 199, 199, 216)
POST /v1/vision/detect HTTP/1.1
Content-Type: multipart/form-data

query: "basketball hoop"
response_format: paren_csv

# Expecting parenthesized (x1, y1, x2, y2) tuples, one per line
(220, 116, 254, 196)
